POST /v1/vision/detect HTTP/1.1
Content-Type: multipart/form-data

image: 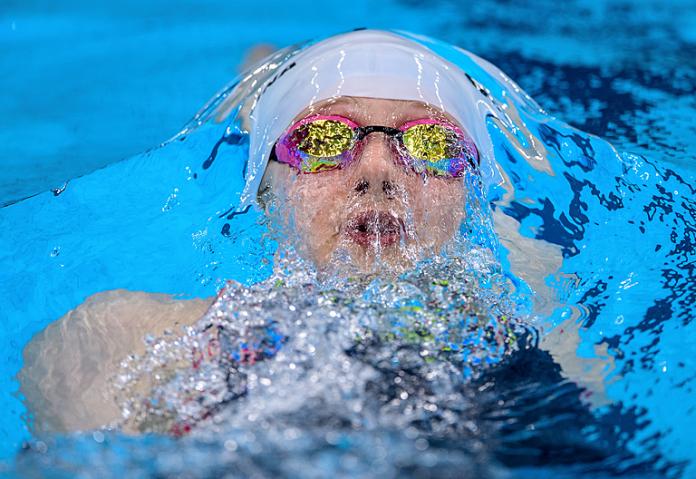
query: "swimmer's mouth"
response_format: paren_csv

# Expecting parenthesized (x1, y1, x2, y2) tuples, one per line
(345, 210, 404, 248)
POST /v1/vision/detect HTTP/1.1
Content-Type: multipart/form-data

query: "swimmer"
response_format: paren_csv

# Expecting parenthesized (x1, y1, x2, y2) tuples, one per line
(17, 29, 613, 435)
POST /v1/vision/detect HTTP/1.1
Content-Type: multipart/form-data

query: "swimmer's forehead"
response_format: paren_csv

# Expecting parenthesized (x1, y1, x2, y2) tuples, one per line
(289, 96, 463, 129)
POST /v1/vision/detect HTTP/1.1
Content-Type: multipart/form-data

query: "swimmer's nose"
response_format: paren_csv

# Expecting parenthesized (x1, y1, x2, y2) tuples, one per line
(354, 178, 399, 199)
(352, 134, 402, 199)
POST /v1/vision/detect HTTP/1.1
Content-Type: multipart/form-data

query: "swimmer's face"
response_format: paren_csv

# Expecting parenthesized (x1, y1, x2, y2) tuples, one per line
(263, 96, 467, 273)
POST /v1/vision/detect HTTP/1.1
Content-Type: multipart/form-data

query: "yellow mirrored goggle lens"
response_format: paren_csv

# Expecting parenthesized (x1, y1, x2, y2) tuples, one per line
(295, 120, 354, 157)
(402, 124, 453, 162)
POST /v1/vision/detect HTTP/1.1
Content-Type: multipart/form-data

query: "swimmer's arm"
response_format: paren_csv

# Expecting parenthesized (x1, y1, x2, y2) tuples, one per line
(17, 290, 213, 434)
(493, 210, 616, 407)
(539, 318, 617, 408)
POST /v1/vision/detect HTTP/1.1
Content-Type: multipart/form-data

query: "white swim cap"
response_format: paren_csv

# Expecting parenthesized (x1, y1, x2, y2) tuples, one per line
(239, 29, 494, 207)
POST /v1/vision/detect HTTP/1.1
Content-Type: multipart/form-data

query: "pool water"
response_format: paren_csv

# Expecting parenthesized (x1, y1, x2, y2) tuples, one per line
(1, 1, 695, 478)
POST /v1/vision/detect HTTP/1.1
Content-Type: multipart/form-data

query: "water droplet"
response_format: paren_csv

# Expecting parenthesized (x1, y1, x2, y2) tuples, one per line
(224, 439, 238, 451)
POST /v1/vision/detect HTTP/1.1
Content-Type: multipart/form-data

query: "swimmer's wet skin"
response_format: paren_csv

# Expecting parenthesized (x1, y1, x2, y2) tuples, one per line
(18, 291, 210, 432)
(16, 29, 632, 475)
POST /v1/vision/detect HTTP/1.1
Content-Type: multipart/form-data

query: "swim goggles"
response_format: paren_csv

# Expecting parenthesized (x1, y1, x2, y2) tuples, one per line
(271, 114, 479, 178)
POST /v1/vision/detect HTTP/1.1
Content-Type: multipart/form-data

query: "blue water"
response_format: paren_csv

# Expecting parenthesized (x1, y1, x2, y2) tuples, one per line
(1, 1, 695, 477)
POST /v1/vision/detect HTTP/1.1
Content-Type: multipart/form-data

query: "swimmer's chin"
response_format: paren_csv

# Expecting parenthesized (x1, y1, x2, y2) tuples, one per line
(297, 224, 433, 277)
(313, 239, 422, 278)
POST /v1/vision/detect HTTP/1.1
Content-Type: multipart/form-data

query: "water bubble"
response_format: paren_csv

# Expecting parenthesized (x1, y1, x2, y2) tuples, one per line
(223, 439, 238, 451)
(161, 187, 180, 212)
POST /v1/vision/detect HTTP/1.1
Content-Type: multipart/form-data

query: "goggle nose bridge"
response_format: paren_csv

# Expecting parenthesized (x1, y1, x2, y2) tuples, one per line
(354, 125, 403, 142)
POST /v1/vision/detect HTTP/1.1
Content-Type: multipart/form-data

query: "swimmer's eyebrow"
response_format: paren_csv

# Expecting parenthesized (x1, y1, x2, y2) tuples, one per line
(292, 97, 359, 122)
(322, 97, 359, 110)
(290, 98, 463, 129)
(395, 103, 463, 129)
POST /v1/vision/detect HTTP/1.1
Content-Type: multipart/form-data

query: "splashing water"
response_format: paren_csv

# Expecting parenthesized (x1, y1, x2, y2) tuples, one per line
(113, 240, 526, 426)
(14, 246, 654, 478)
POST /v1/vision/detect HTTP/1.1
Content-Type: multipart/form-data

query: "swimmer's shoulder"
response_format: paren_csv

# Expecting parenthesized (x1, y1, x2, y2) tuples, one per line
(78, 289, 213, 331)
(17, 289, 213, 433)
